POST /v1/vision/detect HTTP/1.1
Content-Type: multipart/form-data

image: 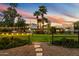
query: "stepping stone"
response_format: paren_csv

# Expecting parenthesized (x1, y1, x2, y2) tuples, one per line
(33, 42, 41, 45)
(36, 53, 43, 56)
(35, 48, 43, 51)
(34, 45, 40, 48)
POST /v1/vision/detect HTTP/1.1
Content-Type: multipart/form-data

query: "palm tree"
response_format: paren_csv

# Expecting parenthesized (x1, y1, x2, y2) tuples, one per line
(34, 11, 41, 30)
(39, 5, 47, 30)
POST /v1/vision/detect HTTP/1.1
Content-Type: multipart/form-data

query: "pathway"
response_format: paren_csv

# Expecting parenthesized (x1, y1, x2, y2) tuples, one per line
(33, 42, 43, 56)
(0, 42, 79, 56)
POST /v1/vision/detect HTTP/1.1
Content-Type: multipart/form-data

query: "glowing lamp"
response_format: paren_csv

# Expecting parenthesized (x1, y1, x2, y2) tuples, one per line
(17, 33, 18, 35)
(2, 33, 4, 35)
(6, 33, 9, 35)
(22, 33, 24, 35)
(11, 33, 13, 35)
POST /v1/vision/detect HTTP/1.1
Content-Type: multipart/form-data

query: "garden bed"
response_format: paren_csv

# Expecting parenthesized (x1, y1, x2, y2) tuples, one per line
(0, 34, 32, 50)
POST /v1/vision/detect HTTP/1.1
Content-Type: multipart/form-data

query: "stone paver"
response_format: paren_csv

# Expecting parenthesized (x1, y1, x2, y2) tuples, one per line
(35, 48, 43, 52)
(33, 42, 43, 56)
(34, 45, 40, 48)
(33, 42, 41, 45)
(36, 53, 43, 56)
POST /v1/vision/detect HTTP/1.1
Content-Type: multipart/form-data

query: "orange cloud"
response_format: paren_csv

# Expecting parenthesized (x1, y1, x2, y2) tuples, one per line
(48, 15, 65, 24)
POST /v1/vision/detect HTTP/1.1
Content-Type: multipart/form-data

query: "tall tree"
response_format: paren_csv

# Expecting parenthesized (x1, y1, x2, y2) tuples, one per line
(9, 3, 18, 27)
(39, 5, 47, 30)
(2, 8, 14, 27)
(34, 11, 41, 29)
(2, 3, 19, 27)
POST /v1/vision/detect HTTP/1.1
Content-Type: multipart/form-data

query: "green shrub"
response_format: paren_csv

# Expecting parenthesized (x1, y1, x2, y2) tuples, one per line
(0, 28, 12, 32)
(52, 37, 79, 48)
(0, 36, 32, 50)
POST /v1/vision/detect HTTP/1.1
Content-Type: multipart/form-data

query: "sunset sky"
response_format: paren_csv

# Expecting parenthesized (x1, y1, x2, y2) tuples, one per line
(0, 3, 79, 25)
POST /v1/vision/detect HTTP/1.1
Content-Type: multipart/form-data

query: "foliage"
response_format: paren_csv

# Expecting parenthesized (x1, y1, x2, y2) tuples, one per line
(34, 5, 48, 33)
(52, 37, 79, 48)
(39, 5, 47, 15)
(74, 21, 79, 29)
(0, 36, 32, 50)
(15, 16, 26, 27)
(50, 27, 56, 34)
(74, 21, 79, 42)
(2, 3, 19, 27)
(0, 28, 12, 32)
(39, 5, 48, 30)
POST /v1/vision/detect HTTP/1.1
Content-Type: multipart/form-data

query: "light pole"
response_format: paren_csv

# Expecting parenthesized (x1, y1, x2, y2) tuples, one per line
(74, 23, 79, 42)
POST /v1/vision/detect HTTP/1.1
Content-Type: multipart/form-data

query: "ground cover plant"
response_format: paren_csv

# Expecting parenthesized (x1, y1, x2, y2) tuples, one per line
(0, 33, 32, 50)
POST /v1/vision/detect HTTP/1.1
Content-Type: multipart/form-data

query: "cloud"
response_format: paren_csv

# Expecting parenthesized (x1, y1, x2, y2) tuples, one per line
(47, 15, 74, 26)
(0, 4, 75, 26)
(0, 4, 35, 19)
(47, 4, 79, 19)
(47, 15, 65, 24)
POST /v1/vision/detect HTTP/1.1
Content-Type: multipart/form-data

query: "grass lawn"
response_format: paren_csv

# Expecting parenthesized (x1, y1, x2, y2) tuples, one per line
(31, 34, 51, 42)
(31, 34, 78, 42)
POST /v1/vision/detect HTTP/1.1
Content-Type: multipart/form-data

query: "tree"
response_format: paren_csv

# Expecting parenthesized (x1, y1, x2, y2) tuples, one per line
(16, 16, 26, 27)
(34, 11, 41, 29)
(2, 9, 14, 27)
(15, 15, 26, 32)
(9, 3, 18, 26)
(74, 21, 79, 42)
(2, 3, 19, 27)
(39, 5, 47, 30)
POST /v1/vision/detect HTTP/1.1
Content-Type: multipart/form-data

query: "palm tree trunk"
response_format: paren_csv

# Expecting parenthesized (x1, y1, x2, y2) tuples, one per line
(41, 14, 44, 33)
(37, 20, 39, 30)
(37, 16, 39, 30)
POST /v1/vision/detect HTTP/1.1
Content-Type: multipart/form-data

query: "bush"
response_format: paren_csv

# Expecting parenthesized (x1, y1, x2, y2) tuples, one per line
(0, 28, 12, 32)
(0, 36, 32, 50)
(52, 37, 79, 48)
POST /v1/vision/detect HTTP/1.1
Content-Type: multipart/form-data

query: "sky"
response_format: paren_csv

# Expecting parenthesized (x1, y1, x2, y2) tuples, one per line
(0, 3, 79, 25)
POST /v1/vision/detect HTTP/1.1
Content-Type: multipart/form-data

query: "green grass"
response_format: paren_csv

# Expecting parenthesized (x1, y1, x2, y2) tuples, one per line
(31, 34, 51, 42)
(31, 34, 78, 42)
